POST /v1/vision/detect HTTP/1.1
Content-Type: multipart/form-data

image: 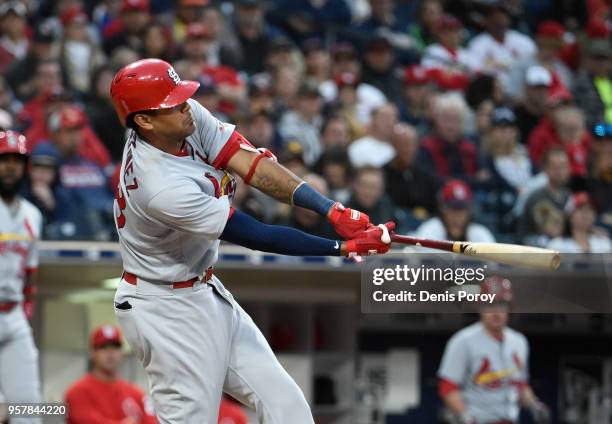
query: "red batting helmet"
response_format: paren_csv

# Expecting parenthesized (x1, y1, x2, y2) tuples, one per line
(110, 59, 200, 126)
(0, 130, 29, 158)
(480, 276, 513, 303)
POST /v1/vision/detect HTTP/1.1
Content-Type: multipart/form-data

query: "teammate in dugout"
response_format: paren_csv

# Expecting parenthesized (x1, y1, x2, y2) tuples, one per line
(438, 277, 550, 424)
(109, 59, 393, 423)
(0, 131, 42, 424)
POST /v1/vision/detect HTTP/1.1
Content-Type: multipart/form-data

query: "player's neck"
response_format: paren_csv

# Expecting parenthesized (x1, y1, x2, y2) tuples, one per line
(140, 131, 182, 155)
(484, 326, 504, 342)
(91, 367, 119, 383)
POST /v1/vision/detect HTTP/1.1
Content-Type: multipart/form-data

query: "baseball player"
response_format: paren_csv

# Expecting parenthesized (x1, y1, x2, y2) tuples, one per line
(0, 131, 42, 423)
(109, 59, 393, 424)
(438, 276, 550, 424)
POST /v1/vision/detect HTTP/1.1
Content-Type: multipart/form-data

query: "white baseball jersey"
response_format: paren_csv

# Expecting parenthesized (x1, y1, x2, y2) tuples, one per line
(0, 197, 42, 302)
(438, 322, 529, 423)
(114, 99, 238, 282)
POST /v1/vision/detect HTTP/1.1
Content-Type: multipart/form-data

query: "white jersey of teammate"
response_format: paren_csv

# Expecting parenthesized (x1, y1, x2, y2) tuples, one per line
(115, 99, 237, 282)
(0, 197, 42, 301)
(438, 322, 529, 423)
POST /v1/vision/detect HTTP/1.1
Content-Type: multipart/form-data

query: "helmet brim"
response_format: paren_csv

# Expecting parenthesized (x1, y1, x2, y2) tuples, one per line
(159, 80, 200, 110)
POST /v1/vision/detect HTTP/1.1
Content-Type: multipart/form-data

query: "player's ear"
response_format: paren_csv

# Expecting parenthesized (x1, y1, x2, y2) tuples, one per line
(133, 113, 154, 131)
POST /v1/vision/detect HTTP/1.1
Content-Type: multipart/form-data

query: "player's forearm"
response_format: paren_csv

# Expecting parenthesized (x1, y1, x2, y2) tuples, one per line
(444, 391, 467, 415)
(248, 158, 304, 204)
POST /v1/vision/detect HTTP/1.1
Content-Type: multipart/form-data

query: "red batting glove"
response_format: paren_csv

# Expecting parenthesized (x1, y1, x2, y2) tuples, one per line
(328, 202, 371, 239)
(345, 222, 395, 257)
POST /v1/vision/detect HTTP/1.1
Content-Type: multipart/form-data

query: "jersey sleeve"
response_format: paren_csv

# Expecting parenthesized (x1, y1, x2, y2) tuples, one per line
(146, 182, 231, 239)
(187, 99, 237, 168)
(25, 207, 42, 271)
(438, 334, 469, 385)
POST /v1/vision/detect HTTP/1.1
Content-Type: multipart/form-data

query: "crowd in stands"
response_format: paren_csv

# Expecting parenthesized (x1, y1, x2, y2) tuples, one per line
(0, 0, 610, 253)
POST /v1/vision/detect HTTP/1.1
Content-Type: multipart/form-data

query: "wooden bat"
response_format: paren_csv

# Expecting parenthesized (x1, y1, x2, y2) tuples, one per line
(390, 234, 561, 270)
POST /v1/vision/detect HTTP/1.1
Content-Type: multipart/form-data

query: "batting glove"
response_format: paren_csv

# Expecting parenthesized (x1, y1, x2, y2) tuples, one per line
(345, 222, 394, 257)
(328, 202, 371, 239)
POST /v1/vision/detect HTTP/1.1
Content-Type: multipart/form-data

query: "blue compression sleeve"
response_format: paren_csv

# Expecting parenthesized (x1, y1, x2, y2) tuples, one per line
(220, 209, 342, 256)
(292, 182, 335, 216)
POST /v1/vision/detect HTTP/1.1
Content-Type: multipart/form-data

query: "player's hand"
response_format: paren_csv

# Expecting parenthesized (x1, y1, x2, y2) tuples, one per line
(529, 400, 550, 424)
(344, 222, 394, 257)
(327, 202, 371, 239)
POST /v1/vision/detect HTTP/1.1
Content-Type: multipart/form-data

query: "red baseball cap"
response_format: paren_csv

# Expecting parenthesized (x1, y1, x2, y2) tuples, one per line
(90, 325, 122, 349)
(120, 0, 150, 13)
(335, 71, 359, 88)
(60, 6, 88, 27)
(186, 22, 213, 40)
(585, 19, 609, 39)
(439, 179, 472, 208)
(48, 106, 85, 132)
(564, 192, 593, 215)
(436, 14, 463, 32)
(536, 20, 565, 39)
(404, 65, 431, 85)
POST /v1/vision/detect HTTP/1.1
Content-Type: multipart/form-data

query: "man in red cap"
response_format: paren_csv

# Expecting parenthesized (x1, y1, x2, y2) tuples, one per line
(102, 0, 150, 56)
(109, 58, 392, 423)
(65, 324, 157, 424)
(0, 130, 43, 420)
(438, 277, 550, 424)
(415, 179, 496, 243)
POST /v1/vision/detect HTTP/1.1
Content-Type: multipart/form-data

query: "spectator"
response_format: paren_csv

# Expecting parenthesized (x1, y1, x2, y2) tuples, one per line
(265, 36, 298, 72)
(320, 113, 351, 150)
(398, 65, 434, 136)
(513, 65, 553, 143)
(528, 104, 591, 177)
(519, 148, 571, 246)
(192, 75, 228, 122)
(360, 35, 403, 103)
(587, 124, 612, 231)
(572, 27, 612, 127)
(348, 102, 398, 168)
(478, 107, 532, 233)
(64, 324, 158, 423)
(467, 1, 536, 94)
(18, 60, 64, 129)
(165, 0, 207, 44)
(317, 147, 352, 204)
(37, 107, 114, 239)
(282, 173, 337, 238)
(240, 110, 280, 152)
(0, 75, 21, 121)
(103, 0, 150, 56)
(507, 20, 573, 100)
(346, 166, 400, 228)
(383, 122, 439, 218)
(548, 192, 611, 253)
(415, 179, 496, 242)
(200, 4, 242, 69)
(246, 74, 276, 116)
(421, 14, 474, 89)
(328, 72, 366, 140)
(141, 20, 174, 62)
(234, 0, 279, 75)
(271, 64, 301, 116)
(407, 0, 443, 52)
(84, 66, 125, 162)
(182, 22, 246, 115)
(5, 26, 55, 101)
(419, 93, 479, 180)
(278, 81, 324, 165)
(0, 1, 29, 74)
(303, 38, 331, 86)
(273, 0, 351, 43)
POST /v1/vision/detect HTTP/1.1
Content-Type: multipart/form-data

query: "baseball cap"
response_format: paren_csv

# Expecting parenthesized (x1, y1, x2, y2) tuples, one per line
(366, 35, 392, 52)
(248, 74, 273, 97)
(120, 0, 150, 13)
(48, 106, 85, 132)
(60, 6, 88, 27)
(404, 65, 431, 85)
(186, 22, 213, 40)
(302, 38, 325, 54)
(536, 20, 565, 39)
(490, 107, 516, 126)
(335, 72, 359, 88)
(436, 14, 463, 32)
(439, 179, 472, 209)
(32, 26, 54, 44)
(546, 87, 573, 107)
(585, 19, 609, 38)
(269, 36, 293, 52)
(31, 143, 60, 167)
(525, 65, 552, 87)
(564, 192, 593, 215)
(90, 324, 122, 349)
(331, 42, 356, 60)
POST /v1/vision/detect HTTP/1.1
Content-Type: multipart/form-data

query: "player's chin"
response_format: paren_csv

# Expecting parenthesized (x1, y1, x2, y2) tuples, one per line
(184, 119, 195, 135)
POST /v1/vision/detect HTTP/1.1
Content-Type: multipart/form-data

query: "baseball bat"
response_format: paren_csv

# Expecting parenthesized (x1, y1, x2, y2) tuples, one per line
(390, 234, 561, 270)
